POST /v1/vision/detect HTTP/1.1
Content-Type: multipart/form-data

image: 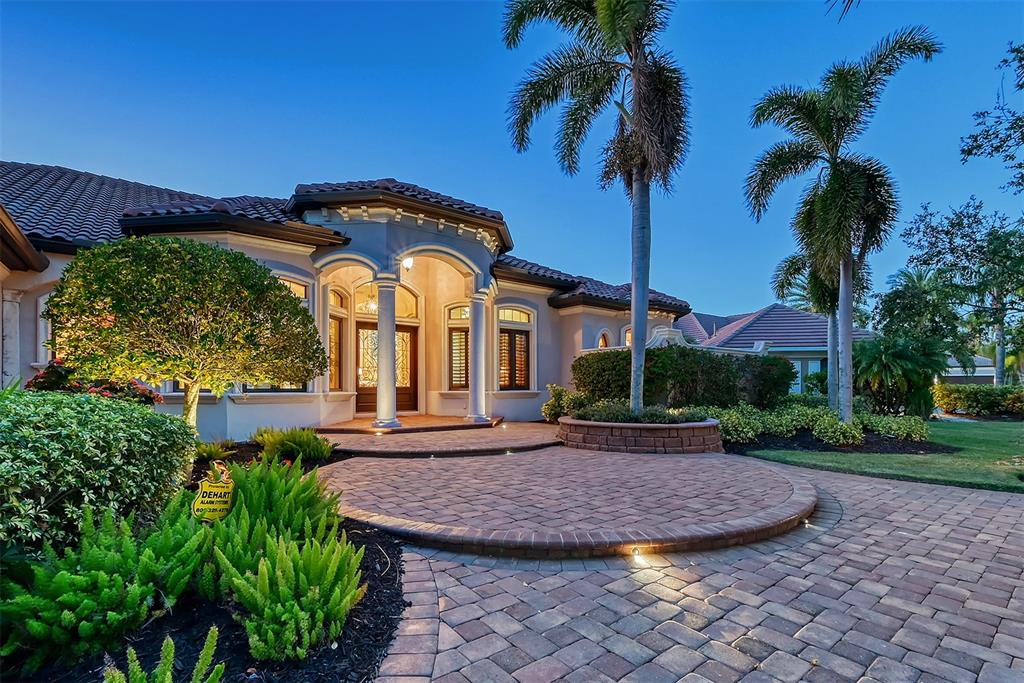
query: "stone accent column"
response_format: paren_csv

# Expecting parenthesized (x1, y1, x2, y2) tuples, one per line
(373, 280, 401, 428)
(1, 289, 22, 388)
(466, 291, 490, 423)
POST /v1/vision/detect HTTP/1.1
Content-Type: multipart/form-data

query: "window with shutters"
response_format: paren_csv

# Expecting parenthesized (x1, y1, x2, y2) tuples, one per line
(498, 329, 530, 390)
(448, 328, 469, 389)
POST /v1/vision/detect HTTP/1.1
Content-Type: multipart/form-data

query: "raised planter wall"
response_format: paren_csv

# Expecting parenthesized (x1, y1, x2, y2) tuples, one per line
(557, 417, 724, 454)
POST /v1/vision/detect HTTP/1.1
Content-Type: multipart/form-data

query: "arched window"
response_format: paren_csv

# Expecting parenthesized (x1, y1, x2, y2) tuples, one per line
(354, 282, 417, 319)
(328, 289, 347, 391)
(498, 305, 534, 391)
(598, 332, 610, 349)
(446, 304, 470, 390)
(278, 278, 309, 306)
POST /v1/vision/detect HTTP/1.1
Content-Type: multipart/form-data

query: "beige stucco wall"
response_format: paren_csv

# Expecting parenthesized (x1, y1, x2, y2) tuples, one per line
(2, 221, 681, 437)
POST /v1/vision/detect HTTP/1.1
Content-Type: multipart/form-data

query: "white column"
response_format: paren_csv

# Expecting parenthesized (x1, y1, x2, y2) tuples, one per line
(1, 289, 23, 389)
(466, 291, 490, 423)
(373, 280, 401, 428)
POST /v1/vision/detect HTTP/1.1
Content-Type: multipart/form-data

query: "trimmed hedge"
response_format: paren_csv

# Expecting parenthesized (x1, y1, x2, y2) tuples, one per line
(932, 383, 1023, 417)
(570, 346, 795, 409)
(568, 399, 707, 424)
(0, 391, 196, 553)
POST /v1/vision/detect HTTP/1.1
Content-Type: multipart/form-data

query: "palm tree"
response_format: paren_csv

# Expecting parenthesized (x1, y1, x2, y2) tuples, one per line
(772, 253, 870, 410)
(746, 27, 941, 422)
(504, 0, 690, 414)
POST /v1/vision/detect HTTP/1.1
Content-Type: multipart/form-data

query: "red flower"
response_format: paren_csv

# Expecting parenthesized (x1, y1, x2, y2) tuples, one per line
(101, 391, 112, 398)
(53, 358, 64, 366)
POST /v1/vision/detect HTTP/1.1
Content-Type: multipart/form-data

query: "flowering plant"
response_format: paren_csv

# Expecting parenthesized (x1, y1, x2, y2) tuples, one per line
(25, 359, 164, 405)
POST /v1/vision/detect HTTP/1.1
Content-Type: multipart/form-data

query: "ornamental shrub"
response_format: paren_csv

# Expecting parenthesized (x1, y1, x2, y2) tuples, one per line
(804, 370, 829, 397)
(932, 383, 1024, 416)
(858, 414, 929, 441)
(103, 626, 224, 683)
(811, 413, 864, 446)
(541, 384, 590, 422)
(0, 391, 195, 552)
(736, 355, 797, 409)
(568, 399, 706, 424)
(25, 359, 164, 405)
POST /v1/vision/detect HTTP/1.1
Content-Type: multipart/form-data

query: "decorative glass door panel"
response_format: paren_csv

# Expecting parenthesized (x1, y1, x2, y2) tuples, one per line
(356, 322, 417, 412)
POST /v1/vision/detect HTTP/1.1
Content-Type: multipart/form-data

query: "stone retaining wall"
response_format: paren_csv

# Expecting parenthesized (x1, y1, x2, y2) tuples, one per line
(557, 417, 724, 454)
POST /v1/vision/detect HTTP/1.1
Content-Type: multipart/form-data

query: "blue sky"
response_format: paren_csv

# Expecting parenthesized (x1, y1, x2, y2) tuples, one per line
(2, 0, 1020, 314)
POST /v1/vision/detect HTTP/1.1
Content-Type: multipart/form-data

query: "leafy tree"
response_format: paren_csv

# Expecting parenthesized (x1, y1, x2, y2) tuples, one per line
(853, 336, 948, 419)
(746, 27, 941, 422)
(771, 253, 870, 410)
(961, 42, 1024, 194)
(44, 237, 327, 428)
(504, 0, 690, 413)
(902, 198, 1024, 385)
(873, 266, 974, 369)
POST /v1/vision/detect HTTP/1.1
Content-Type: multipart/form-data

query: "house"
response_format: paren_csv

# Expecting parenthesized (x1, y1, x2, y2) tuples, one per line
(0, 161, 690, 439)
(943, 355, 997, 385)
(676, 303, 873, 393)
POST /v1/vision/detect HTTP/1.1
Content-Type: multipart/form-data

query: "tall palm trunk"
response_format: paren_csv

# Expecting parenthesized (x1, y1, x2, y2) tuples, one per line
(629, 171, 652, 414)
(827, 312, 839, 410)
(993, 293, 1006, 386)
(837, 255, 855, 422)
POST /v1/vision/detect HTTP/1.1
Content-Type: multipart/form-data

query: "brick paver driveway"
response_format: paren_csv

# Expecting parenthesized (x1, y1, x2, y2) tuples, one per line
(323, 452, 816, 556)
(373, 453, 1024, 682)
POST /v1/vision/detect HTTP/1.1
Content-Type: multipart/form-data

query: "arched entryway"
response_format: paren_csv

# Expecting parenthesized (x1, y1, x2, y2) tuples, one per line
(352, 281, 420, 413)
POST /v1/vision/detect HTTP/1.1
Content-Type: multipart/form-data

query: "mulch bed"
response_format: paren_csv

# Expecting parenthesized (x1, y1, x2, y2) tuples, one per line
(23, 519, 407, 683)
(730, 430, 960, 455)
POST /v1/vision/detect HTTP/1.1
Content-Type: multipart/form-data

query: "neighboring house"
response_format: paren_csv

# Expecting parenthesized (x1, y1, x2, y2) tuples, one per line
(676, 303, 873, 393)
(944, 355, 997, 385)
(0, 161, 689, 439)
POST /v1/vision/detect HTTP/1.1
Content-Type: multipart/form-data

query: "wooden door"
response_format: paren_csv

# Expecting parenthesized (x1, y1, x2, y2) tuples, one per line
(356, 322, 418, 413)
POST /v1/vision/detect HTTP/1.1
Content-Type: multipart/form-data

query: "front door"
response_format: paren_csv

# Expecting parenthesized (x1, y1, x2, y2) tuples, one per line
(356, 321, 418, 413)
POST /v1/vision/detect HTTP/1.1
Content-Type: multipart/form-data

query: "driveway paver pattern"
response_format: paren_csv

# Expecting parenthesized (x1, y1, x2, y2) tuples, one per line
(371, 452, 1024, 682)
(324, 452, 816, 556)
(325, 422, 561, 456)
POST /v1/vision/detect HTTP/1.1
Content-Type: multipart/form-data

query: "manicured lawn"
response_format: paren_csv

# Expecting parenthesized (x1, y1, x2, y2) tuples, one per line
(742, 420, 1024, 492)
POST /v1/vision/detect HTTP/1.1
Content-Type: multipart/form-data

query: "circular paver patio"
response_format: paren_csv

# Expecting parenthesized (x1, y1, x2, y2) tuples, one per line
(320, 448, 817, 557)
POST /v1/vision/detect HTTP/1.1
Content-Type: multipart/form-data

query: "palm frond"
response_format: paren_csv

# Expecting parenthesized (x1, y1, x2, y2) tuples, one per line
(507, 41, 621, 153)
(631, 49, 690, 189)
(853, 26, 943, 132)
(556, 71, 621, 175)
(826, 0, 859, 21)
(750, 87, 834, 151)
(847, 155, 899, 261)
(503, 0, 602, 48)
(745, 140, 823, 220)
(771, 254, 810, 302)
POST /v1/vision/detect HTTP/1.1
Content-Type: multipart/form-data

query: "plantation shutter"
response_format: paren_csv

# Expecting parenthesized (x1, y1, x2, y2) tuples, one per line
(449, 328, 469, 389)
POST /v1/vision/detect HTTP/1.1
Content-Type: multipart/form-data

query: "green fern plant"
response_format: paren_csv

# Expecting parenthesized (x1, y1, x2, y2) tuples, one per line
(0, 495, 209, 671)
(195, 441, 235, 461)
(199, 457, 340, 601)
(214, 526, 366, 660)
(263, 428, 333, 462)
(103, 625, 225, 683)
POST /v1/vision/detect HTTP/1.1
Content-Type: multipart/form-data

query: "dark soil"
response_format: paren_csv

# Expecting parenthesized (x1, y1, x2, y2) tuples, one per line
(22, 519, 407, 683)
(731, 429, 961, 455)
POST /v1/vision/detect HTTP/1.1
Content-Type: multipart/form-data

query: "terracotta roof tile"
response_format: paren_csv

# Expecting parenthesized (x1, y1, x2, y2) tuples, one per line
(0, 160, 211, 244)
(494, 254, 690, 315)
(294, 178, 504, 221)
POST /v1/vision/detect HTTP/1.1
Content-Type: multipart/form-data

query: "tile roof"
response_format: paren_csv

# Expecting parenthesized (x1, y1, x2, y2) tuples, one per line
(0, 160, 211, 244)
(675, 312, 748, 342)
(495, 254, 690, 315)
(294, 178, 504, 221)
(947, 354, 995, 368)
(123, 195, 298, 225)
(694, 303, 873, 350)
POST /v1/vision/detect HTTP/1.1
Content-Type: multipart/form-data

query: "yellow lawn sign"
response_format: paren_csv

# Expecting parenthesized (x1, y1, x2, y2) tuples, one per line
(191, 460, 234, 522)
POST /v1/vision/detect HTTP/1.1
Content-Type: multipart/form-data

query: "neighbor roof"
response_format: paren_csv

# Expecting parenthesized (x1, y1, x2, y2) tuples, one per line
(494, 254, 691, 316)
(947, 355, 995, 368)
(684, 303, 872, 350)
(676, 311, 748, 343)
